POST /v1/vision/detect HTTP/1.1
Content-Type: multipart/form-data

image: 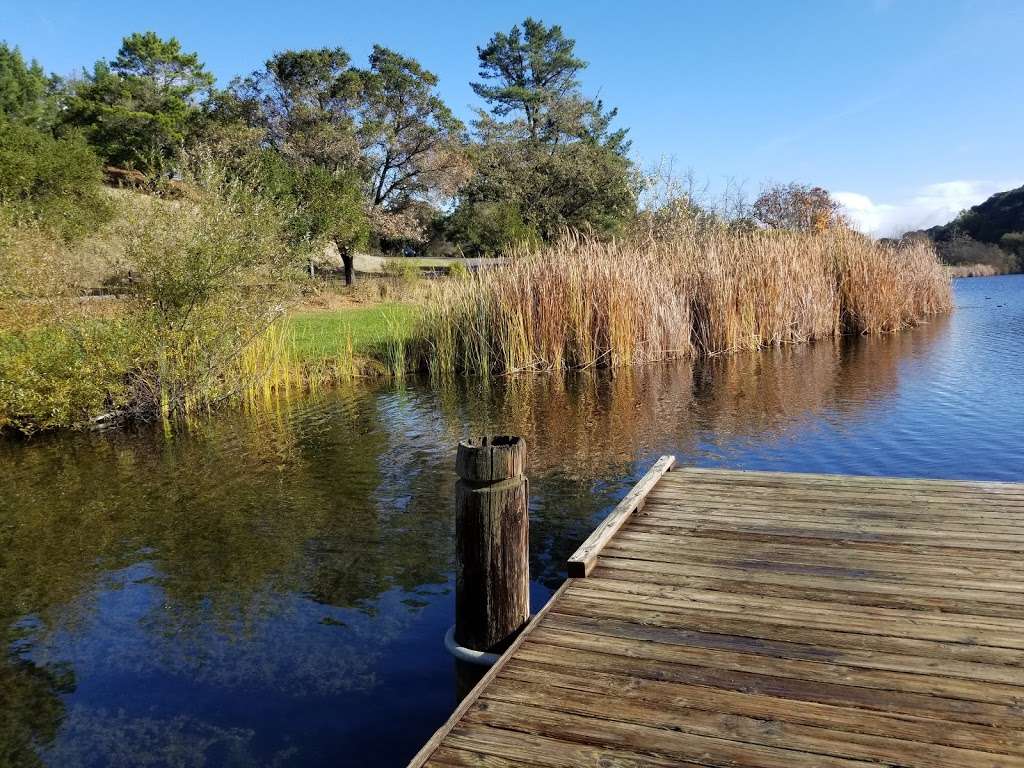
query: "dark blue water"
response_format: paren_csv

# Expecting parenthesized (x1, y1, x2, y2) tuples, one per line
(1, 275, 1022, 767)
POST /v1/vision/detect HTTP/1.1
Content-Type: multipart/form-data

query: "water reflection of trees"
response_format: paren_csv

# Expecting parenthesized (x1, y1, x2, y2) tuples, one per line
(0, 384, 454, 764)
(0, 319, 947, 764)
(0, 632, 73, 768)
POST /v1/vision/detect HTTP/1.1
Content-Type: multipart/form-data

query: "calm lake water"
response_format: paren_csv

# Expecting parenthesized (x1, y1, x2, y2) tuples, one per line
(2, 274, 1023, 767)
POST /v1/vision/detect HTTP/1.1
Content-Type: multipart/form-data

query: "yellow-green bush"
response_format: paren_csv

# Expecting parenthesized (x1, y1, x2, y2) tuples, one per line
(0, 320, 139, 433)
(0, 161, 306, 433)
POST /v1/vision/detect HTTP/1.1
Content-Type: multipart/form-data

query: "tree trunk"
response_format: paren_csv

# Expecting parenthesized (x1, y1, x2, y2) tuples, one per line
(339, 243, 354, 286)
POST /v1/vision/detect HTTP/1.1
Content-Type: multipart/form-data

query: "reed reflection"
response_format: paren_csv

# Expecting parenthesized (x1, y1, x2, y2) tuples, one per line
(0, 318, 947, 766)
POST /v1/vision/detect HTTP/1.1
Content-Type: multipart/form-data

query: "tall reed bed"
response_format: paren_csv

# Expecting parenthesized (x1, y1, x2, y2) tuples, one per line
(415, 228, 952, 376)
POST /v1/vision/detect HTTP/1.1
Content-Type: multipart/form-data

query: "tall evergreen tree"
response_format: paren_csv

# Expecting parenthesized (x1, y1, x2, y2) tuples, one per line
(0, 42, 59, 130)
(455, 18, 636, 248)
(62, 32, 214, 174)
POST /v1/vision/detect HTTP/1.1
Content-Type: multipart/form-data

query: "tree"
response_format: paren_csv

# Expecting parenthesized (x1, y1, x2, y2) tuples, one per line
(935, 232, 1018, 273)
(752, 182, 846, 232)
(61, 32, 214, 174)
(225, 47, 362, 170)
(356, 46, 468, 244)
(472, 18, 628, 153)
(1000, 232, 1024, 261)
(0, 43, 58, 130)
(251, 149, 368, 281)
(224, 46, 467, 250)
(219, 49, 368, 282)
(457, 18, 636, 244)
(472, 18, 585, 142)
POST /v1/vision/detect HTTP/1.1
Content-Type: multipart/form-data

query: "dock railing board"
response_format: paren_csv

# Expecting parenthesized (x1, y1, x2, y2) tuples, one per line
(409, 461, 1024, 768)
(566, 454, 677, 577)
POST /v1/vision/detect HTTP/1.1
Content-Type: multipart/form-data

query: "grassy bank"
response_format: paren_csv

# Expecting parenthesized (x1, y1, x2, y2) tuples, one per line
(946, 263, 1000, 278)
(286, 303, 418, 361)
(278, 302, 418, 382)
(2, 217, 953, 435)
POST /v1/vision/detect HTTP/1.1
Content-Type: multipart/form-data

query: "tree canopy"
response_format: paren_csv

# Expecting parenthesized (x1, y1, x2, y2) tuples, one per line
(356, 46, 468, 242)
(0, 43, 58, 130)
(4, 21, 648, 258)
(61, 32, 214, 174)
(452, 18, 636, 250)
(221, 46, 468, 246)
(752, 183, 846, 233)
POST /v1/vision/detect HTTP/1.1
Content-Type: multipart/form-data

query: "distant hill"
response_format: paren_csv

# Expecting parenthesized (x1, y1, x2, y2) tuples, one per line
(915, 184, 1024, 244)
(902, 185, 1024, 273)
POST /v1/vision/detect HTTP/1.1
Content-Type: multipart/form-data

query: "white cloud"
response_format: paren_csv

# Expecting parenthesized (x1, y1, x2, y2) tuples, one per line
(834, 180, 1022, 237)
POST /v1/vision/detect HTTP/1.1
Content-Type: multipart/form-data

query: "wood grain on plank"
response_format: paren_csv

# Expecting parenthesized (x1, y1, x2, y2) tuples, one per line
(410, 467, 1024, 767)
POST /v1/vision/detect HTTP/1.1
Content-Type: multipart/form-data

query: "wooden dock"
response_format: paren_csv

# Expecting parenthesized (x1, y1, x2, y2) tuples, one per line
(410, 460, 1024, 768)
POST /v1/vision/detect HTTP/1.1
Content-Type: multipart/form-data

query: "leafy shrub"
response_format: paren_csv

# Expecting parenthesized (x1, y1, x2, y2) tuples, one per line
(446, 260, 470, 280)
(0, 320, 139, 433)
(0, 158, 306, 433)
(382, 259, 421, 284)
(114, 161, 301, 419)
(444, 200, 539, 257)
(0, 119, 112, 240)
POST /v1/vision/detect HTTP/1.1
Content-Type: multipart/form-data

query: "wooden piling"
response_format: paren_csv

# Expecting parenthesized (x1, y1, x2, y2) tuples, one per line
(454, 436, 530, 655)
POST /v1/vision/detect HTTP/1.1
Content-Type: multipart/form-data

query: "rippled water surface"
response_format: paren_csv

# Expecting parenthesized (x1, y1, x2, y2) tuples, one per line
(2, 275, 1022, 767)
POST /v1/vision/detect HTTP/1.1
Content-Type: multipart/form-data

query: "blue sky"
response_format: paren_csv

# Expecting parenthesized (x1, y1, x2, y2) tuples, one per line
(3, 0, 1022, 234)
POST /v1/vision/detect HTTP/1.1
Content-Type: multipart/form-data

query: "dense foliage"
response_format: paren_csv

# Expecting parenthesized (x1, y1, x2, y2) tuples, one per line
(0, 119, 112, 240)
(2, 21, 641, 257)
(60, 32, 214, 174)
(0, 160, 301, 433)
(752, 183, 846, 233)
(0, 42, 58, 129)
(451, 18, 636, 252)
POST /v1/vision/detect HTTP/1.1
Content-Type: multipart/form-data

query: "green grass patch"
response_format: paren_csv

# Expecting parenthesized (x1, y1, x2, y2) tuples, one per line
(284, 303, 419, 362)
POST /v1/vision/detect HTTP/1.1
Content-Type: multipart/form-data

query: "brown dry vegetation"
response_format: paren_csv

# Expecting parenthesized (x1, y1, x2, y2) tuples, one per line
(416, 227, 952, 376)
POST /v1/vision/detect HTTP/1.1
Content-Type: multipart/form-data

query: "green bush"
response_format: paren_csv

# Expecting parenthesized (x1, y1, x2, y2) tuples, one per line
(382, 258, 421, 284)
(0, 158, 306, 433)
(446, 260, 470, 280)
(444, 200, 539, 257)
(0, 119, 112, 240)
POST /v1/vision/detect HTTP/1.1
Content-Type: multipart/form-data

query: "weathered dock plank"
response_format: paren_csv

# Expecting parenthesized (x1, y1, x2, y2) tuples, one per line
(410, 461, 1024, 768)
